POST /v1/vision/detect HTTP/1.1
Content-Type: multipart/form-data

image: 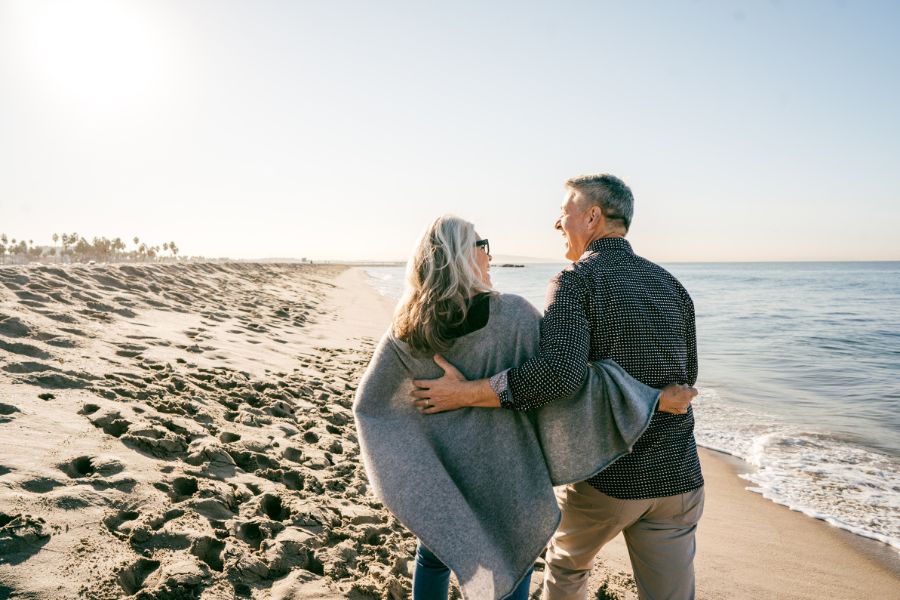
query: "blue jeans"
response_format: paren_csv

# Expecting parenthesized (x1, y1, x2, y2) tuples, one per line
(413, 541, 533, 600)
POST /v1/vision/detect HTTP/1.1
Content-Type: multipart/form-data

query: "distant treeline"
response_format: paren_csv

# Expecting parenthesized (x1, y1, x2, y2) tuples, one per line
(0, 233, 182, 264)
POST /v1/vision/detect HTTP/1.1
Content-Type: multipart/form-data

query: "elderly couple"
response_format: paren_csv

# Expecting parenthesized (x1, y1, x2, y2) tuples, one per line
(353, 174, 704, 600)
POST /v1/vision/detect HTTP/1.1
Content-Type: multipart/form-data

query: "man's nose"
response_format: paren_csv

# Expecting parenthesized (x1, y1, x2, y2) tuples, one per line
(554, 218, 562, 230)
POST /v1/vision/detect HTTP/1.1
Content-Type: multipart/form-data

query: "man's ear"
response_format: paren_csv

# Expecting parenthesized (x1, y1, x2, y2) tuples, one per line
(587, 205, 602, 224)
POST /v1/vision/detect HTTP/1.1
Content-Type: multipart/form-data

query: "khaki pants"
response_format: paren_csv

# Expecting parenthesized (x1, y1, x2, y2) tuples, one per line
(542, 482, 704, 600)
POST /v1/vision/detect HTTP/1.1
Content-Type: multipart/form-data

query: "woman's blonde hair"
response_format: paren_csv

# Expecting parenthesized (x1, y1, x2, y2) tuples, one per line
(393, 215, 491, 355)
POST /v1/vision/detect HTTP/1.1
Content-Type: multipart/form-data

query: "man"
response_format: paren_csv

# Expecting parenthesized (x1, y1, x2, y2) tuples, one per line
(412, 174, 704, 600)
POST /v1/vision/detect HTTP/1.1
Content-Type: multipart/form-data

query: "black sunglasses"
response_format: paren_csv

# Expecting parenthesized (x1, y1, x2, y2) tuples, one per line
(475, 238, 490, 256)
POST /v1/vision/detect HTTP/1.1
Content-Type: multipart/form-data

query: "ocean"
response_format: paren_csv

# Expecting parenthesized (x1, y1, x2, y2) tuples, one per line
(364, 261, 900, 551)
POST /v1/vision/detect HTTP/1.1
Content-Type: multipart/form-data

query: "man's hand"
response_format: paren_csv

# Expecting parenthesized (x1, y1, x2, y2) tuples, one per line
(411, 355, 498, 414)
(657, 384, 697, 415)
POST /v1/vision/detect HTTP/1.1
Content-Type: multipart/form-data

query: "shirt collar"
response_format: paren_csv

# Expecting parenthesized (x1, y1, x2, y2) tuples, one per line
(583, 236, 633, 257)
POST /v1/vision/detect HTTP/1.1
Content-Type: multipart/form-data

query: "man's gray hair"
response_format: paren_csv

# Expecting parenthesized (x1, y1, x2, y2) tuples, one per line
(565, 173, 634, 231)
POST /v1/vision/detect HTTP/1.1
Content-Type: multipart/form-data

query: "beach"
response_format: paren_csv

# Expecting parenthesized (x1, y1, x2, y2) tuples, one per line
(1, 263, 898, 599)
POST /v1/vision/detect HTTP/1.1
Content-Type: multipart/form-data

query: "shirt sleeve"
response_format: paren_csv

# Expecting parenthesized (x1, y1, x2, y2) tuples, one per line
(682, 291, 698, 386)
(489, 369, 512, 406)
(503, 268, 591, 410)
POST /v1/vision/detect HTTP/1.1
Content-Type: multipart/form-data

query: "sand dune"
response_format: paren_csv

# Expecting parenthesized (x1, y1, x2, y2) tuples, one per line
(0, 263, 410, 599)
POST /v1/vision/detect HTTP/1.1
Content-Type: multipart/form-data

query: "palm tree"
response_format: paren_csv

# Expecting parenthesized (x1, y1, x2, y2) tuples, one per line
(112, 238, 125, 261)
(169, 241, 179, 260)
(73, 237, 90, 262)
(52, 233, 60, 262)
(68, 233, 78, 262)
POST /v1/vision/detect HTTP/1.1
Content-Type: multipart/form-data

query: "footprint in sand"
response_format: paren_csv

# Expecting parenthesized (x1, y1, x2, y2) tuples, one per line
(1, 361, 57, 374)
(258, 494, 292, 521)
(0, 315, 32, 337)
(234, 519, 275, 551)
(122, 426, 189, 459)
(190, 536, 227, 574)
(0, 512, 52, 563)
(0, 340, 51, 360)
(116, 558, 161, 595)
(167, 476, 200, 502)
(38, 311, 80, 324)
(0, 403, 20, 424)
(89, 412, 131, 438)
(14, 290, 50, 303)
(20, 477, 64, 494)
(115, 343, 148, 358)
(25, 372, 93, 389)
(58, 455, 125, 479)
(103, 508, 141, 538)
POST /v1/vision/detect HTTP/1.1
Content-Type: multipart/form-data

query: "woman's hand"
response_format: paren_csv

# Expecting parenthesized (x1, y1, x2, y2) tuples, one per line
(657, 384, 697, 415)
(411, 355, 499, 413)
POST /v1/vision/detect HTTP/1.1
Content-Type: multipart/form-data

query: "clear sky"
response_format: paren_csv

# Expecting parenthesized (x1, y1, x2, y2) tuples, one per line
(1, 0, 898, 262)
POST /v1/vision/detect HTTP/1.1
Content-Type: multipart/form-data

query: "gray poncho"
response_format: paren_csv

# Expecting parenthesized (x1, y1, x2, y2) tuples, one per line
(353, 294, 660, 600)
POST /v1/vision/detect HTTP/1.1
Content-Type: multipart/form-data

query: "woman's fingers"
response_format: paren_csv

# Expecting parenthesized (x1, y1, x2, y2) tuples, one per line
(682, 385, 699, 400)
(659, 384, 697, 414)
(433, 354, 463, 378)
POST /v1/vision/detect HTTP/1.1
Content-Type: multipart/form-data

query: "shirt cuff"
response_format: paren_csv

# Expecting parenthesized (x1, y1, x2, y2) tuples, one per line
(489, 369, 516, 409)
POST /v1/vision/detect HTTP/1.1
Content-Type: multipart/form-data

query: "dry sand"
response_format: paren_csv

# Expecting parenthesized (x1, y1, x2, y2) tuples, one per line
(1, 263, 897, 599)
(1, 263, 407, 599)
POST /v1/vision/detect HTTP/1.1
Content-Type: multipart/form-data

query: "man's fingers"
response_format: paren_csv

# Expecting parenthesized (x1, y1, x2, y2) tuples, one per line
(410, 388, 431, 399)
(411, 379, 432, 388)
(415, 399, 445, 415)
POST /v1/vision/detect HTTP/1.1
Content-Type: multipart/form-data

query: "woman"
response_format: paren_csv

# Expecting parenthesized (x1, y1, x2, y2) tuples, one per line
(353, 216, 690, 600)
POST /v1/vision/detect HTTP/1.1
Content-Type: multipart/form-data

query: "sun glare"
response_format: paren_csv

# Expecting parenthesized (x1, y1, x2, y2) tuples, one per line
(13, 0, 171, 110)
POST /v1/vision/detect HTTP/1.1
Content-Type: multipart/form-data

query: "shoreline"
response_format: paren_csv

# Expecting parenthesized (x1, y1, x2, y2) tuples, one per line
(701, 448, 900, 573)
(355, 267, 900, 597)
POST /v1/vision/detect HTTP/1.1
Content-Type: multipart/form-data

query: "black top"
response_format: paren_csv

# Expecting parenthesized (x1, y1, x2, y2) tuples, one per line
(445, 293, 491, 338)
(497, 237, 703, 499)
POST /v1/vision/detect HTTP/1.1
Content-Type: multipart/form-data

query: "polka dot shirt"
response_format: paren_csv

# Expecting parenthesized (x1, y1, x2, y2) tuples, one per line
(490, 237, 703, 500)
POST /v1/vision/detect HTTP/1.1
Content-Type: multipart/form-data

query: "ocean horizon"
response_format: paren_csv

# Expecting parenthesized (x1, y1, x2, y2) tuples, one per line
(364, 260, 900, 552)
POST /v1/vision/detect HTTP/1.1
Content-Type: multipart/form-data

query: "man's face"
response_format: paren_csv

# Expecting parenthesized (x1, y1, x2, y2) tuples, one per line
(555, 189, 594, 261)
